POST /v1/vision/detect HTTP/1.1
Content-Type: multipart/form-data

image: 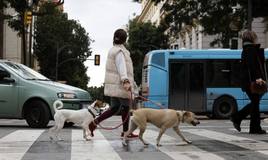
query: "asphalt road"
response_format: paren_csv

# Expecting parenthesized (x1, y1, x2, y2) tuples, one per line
(0, 116, 268, 160)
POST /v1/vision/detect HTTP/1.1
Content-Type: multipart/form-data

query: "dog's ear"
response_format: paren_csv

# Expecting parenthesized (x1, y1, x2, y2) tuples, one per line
(176, 111, 186, 122)
(183, 111, 191, 117)
(182, 111, 191, 122)
(94, 100, 104, 108)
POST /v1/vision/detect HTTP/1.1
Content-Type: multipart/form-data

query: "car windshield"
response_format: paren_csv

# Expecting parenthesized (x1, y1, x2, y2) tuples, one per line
(4, 62, 50, 80)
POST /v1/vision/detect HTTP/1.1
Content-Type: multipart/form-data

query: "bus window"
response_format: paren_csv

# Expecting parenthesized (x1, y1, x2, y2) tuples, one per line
(151, 52, 165, 67)
(230, 60, 241, 87)
(207, 60, 241, 87)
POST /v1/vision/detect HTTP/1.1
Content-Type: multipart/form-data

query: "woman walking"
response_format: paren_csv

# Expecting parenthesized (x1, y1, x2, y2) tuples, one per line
(231, 30, 266, 134)
(88, 29, 138, 138)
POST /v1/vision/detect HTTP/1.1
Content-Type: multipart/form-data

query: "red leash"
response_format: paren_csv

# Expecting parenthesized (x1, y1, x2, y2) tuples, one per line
(96, 91, 166, 130)
(96, 91, 133, 130)
(97, 113, 129, 130)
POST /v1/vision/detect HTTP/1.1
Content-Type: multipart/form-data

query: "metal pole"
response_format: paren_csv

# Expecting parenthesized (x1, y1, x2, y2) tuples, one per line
(22, 19, 27, 65)
(55, 42, 59, 81)
(248, 0, 252, 30)
(0, 10, 3, 59)
(55, 43, 70, 81)
(29, 19, 33, 67)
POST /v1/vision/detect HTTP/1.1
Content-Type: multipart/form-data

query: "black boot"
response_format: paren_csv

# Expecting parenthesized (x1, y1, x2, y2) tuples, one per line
(249, 129, 266, 134)
(230, 115, 241, 132)
(249, 127, 266, 134)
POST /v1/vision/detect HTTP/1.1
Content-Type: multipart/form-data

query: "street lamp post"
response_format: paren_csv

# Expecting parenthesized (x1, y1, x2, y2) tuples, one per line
(55, 43, 71, 81)
(248, 0, 252, 30)
(230, 3, 241, 49)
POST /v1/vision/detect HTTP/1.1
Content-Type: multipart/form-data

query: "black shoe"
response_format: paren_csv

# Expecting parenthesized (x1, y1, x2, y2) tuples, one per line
(230, 116, 241, 132)
(249, 129, 266, 134)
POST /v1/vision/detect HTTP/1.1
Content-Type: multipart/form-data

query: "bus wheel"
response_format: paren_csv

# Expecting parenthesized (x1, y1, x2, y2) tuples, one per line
(213, 97, 237, 119)
(25, 100, 50, 128)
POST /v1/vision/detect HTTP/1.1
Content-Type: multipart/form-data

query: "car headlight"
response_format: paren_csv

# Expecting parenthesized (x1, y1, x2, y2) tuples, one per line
(57, 92, 77, 99)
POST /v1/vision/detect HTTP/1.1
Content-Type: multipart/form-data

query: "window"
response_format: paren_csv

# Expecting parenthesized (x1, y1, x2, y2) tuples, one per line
(207, 60, 241, 87)
(151, 52, 165, 67)
(0, 65, 8, 82)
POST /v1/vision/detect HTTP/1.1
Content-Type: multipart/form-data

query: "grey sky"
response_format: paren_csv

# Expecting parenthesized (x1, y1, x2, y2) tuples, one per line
(64, 0, 141, 87)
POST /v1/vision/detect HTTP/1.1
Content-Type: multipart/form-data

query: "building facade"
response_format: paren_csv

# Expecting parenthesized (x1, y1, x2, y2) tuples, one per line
(1, 7, 22, 63)
(138, 0, 268, 49)
(138, 0, 165, 26)
(0, 0, 64, 68)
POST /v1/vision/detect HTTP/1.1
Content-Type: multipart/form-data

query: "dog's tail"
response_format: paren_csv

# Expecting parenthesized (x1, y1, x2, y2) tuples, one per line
(53, 100, 63, 112)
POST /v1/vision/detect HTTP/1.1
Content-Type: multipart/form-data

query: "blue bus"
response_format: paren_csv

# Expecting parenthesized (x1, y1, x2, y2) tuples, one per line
(141, 49, 268, 118)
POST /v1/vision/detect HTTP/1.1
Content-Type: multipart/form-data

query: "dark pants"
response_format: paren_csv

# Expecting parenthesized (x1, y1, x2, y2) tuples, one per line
(95, 97, 130, 132)
(233, 90, 263, 131)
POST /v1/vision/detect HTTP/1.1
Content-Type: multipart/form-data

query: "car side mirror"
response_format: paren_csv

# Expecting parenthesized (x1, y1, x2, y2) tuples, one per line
(2, 77, 15, 83)
(0, 70, 10, 78)
(0, 70, 14, 83)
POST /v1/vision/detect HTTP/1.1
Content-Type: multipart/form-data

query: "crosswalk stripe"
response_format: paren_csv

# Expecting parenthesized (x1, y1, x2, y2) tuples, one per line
(229, 128, 249, 132)
(143, 129, 224, 160)
(1, 128, 268, 160)
(0, 129, 44, 160)
(184, 129, 268, 155)
(71, 129, 121, 160)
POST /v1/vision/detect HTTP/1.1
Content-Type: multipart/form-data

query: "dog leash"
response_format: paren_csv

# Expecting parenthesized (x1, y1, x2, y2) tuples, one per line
(96, 91, 133, 130)
(132, 93, 166, 109)
(96, 113, 130, 130)
(96, 91, 166, 130)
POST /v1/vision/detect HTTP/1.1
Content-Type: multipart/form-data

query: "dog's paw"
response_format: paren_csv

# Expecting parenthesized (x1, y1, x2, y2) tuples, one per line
(156, 144, 162, 147)
(85, 135, 92, 141)
(185, 140, 192, 144)
(122, 140, 128, 146)
(143, 142, 149, 146)
(143, 144, 149, 148)
(49, 136, 54, 141)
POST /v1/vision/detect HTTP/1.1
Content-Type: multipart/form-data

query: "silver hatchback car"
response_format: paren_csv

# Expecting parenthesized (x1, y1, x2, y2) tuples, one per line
(0, 60, 92, 128)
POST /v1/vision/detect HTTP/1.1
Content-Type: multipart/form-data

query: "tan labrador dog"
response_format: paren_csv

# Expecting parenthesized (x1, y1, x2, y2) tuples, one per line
(122, 108, 200, 146)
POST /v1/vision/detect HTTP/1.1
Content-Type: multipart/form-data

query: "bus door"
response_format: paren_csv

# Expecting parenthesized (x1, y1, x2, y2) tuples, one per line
(169, 61, 205, 112)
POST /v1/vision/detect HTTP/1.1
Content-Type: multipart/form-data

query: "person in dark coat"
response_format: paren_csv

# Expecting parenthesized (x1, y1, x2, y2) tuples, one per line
(231, 30, 266, 134)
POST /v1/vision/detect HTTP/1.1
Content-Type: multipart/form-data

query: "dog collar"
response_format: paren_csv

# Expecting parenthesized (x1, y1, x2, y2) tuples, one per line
(88, 108, 96, 118)
(180, 111, 185, 123)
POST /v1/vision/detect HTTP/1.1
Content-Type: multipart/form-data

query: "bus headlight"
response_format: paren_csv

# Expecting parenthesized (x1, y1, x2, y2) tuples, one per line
(57, 92, 77, 99)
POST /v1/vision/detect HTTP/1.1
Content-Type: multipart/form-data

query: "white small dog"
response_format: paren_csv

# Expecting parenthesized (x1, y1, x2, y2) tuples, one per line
(49, 99, 104, 141)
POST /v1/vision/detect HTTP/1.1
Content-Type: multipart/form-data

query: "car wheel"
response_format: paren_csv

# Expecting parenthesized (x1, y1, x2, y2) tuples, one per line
(25, 100, 50, 128)
(213, 97, 237, 119)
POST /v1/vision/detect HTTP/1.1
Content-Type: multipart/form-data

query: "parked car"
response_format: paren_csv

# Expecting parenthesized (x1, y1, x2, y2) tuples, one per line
(0, 60, 92, 128)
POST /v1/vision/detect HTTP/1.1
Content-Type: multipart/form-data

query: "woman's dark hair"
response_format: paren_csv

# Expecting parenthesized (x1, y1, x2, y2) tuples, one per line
(113, 29, 127, 44)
